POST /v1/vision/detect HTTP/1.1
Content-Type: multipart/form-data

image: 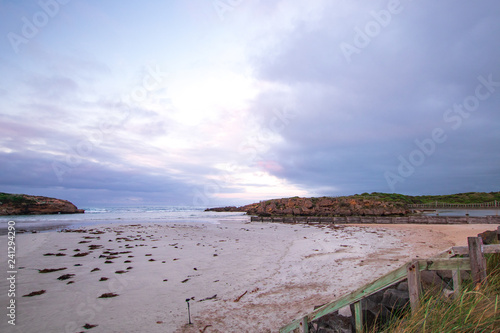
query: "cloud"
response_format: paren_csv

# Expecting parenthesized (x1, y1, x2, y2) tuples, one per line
(246, 0, 500, 195)
(0, 148, 216, 206)
(1, 1, 499, 207)
(27, 75, 79, 99)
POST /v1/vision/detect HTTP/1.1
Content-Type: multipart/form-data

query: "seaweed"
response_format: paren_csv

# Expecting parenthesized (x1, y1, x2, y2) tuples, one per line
(39, 268, 67, 273)
(23, 290, 46, 297)
(57, 274, 75, 281)
(83, 323, 98, 329)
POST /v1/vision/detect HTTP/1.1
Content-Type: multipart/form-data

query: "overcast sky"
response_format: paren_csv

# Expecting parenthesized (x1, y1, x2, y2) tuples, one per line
(1, 0, 499, 207)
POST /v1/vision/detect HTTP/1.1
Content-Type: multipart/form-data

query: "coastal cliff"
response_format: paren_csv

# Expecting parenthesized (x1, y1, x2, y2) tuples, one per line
(0, 193, 84, 216)
(207, 196, 408, 216)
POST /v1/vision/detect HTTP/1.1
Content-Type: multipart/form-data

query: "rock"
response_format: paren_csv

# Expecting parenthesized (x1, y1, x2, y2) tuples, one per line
(420, 271, 450, 292)
(0, 193, 84, 216)
(207, 196, 409, 217)
(337, 209, 352, 216)
(338, 306, 351, 317)
(318, 198, 335, 207)
(396, 281, 409, 291)
(365, 289, 385, 304)
(363, 297, 391, 325)
(349, 296, 391, 331)
(436, 270, 471, 281)
(204, 206, 241, 212)
(478, 230, 499, 244)
(381, 289, 410, 310)
(312, 311, 352, 333)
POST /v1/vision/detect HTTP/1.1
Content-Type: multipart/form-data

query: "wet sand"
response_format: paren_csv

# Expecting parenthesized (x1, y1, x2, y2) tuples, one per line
(0, 221, 496, 333)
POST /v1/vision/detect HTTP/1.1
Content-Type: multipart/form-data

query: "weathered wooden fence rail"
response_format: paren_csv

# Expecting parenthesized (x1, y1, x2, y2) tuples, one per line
(251, 215, 500, 224)
(280, 229, 500, 333)
(409, 201, 500, 209)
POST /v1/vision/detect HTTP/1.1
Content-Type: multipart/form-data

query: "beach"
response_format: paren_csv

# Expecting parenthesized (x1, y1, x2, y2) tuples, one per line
(0, 220, 497, 333)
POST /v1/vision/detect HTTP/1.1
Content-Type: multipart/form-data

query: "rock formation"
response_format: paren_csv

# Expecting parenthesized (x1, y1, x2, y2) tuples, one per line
(0, 193, 84, 215)
(207, 196, 408, 216)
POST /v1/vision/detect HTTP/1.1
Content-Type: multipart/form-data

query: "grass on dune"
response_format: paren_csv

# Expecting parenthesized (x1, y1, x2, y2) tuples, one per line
(370, 253, 500, 333)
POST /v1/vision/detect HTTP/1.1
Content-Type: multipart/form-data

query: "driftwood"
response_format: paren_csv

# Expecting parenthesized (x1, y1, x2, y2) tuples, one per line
(234, 291, 248, 302)
(199, 294, 217, 302)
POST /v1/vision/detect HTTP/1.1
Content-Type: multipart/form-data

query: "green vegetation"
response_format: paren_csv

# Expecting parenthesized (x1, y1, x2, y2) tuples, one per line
(351, 192, 500, 205)
(370, 253, 500, 333)
(0, 192, 35, 205)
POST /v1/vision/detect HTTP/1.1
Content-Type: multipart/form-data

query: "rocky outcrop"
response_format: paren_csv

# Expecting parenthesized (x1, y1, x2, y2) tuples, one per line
(206, 196, 409, 217)
(205, 206, 242, 212)
(0, 193, 84, 215)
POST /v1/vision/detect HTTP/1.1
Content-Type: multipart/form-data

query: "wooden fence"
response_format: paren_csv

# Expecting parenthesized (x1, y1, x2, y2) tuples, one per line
(251, 215, 500, 224)
(409, 201, 500, 209)
(280, 228, 500, 333)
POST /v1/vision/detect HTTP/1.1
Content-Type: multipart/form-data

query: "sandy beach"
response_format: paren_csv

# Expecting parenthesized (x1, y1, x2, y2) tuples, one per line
(0, 220, 497, 333)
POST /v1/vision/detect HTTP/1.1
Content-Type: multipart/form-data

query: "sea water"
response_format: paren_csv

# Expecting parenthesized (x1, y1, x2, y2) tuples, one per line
(0, 206, 249, 235)
(1, 207, 497, 236)
(422, 209, 500, 217)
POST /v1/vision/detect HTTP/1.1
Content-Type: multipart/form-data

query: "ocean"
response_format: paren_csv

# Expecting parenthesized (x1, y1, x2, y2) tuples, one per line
(0, 206, 249, 235)
(0, 207, 498, 236)
(422, 209, 500, 217)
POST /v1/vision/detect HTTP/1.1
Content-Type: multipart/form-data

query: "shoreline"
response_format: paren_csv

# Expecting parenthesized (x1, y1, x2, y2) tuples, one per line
(0, 221, 497, 332)
(0, 210, 248, 236)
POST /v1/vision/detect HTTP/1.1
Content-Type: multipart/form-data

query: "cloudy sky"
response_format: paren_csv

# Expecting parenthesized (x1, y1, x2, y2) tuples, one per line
(1, 0, 499, 207)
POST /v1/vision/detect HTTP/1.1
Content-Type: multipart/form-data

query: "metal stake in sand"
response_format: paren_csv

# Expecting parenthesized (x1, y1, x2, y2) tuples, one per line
(186, 298, 192, 325)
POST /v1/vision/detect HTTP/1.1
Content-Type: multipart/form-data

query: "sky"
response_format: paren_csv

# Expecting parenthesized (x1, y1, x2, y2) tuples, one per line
(0, 0, 499, 208)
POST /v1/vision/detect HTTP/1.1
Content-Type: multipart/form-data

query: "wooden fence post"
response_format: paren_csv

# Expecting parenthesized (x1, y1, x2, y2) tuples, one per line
(452, 268, 461, 299)
(468, 237, 487, 286)
(353, 301, 363, 333)
(407, 260, 421, 314)
(299, 316, 309, 333)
